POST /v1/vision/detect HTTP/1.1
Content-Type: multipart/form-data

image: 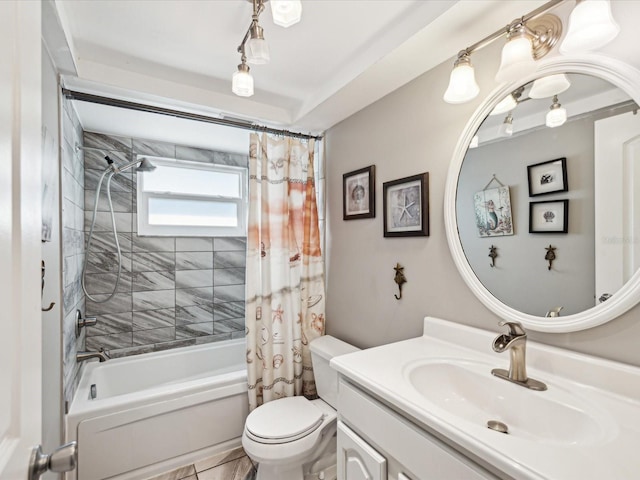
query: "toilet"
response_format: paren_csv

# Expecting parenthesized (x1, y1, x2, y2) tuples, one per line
(242, 336, 359, 480)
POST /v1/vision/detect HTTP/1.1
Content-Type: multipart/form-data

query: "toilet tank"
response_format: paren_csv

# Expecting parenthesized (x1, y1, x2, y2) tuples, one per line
(310, 336, 359, 408)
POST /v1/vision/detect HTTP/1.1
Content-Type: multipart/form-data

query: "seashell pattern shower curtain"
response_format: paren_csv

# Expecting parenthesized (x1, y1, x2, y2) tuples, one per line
(245, 133, 325, 410)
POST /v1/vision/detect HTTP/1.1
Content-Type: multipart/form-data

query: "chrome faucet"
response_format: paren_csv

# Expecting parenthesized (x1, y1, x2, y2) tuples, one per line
(76, 349, 111, 363)
(491, 321, 546, 391)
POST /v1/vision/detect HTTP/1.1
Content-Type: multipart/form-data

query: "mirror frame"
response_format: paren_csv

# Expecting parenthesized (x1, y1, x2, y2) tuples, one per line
(445, 56, 640, 332)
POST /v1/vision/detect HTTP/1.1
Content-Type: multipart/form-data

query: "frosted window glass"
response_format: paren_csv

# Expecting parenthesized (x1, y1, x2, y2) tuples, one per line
(148, 197, 238, 227)
(143, 165, 240, 197)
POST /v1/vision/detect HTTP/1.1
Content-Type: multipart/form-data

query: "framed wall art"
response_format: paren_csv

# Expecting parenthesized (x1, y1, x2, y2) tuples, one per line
(527, 157, 568, 197)
(383, 172, 429, 237)
(473, 185, 514, 237)
(343, 165, 375, 220)
(529, 199, 569, 233)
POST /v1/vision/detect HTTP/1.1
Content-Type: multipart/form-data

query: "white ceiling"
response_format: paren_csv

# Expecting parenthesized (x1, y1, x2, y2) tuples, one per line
(50, 0, 550, 148)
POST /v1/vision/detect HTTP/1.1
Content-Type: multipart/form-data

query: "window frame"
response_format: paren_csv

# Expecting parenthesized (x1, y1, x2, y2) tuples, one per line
(136, 155, 247, 237)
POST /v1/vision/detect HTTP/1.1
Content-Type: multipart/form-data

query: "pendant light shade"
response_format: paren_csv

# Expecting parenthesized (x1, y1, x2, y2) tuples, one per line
(498, 113, 514, 137)
(495, 27, 536, 85)
(490, 94, 517, 116)
(246, 24, 270, 64)
(546, 95, 567, 128)
(529, 74, 571, 99)
(560, 0, 620, 53)
(271, 0, 302, 28)
(232, 63, 254, 97)
(443, 53, 480, 104)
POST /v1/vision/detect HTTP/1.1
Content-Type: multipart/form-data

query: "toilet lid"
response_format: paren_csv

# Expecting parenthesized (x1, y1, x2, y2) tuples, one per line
(245, 396, 324, 443)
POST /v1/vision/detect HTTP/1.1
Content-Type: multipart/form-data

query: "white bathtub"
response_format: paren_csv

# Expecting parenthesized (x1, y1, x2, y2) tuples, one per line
(66, 339, 249, 480)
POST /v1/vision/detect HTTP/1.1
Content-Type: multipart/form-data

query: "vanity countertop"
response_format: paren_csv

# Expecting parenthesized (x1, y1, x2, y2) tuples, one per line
(330, 317, 640, 480)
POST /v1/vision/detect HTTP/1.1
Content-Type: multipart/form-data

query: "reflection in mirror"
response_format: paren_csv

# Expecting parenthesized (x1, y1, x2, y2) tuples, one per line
(456, 73, 639, 318)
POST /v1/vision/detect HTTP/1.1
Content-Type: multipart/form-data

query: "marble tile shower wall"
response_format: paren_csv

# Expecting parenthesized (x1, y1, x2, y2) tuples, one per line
(61, 96, 86, 407)
(81, 131, 248, 358)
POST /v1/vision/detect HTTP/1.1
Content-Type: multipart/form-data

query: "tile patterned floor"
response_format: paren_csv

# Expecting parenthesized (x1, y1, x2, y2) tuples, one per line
(145, 446, 256, 480)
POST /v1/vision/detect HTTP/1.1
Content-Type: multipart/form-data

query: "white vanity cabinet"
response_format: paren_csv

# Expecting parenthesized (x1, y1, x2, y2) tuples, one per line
(337, 378, 502, 480)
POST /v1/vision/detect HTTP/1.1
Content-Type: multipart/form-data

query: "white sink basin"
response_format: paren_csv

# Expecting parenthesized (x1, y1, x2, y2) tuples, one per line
(405, 359, 614, 446)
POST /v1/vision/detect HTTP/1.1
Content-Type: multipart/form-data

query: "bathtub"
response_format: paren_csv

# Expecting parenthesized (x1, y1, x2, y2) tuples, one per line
(66, 339, 249, 480)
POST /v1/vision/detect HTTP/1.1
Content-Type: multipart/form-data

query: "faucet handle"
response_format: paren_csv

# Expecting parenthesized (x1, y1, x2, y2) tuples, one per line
(498, 321, 526, 336)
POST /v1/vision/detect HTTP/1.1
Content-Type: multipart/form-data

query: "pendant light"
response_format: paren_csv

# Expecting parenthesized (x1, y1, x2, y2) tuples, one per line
(546, 95, 567, 128)
(271, 0, 302, 28)
(529, 74, 571, 99)
(560, 0, 620, 53)
(443, 51, 480, 104)
(246, 22, 270, 64)
(498, 113, 514, 137)
(232, 60, 254, 97)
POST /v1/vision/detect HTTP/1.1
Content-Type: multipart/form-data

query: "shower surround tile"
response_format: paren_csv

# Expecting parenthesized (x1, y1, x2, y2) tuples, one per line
(133, 308, 176, 330)
(80, 131, 248, 358)
(133, 289, 176, 311)
(176, 251, 214, 270)
(176, 304, 214, 325)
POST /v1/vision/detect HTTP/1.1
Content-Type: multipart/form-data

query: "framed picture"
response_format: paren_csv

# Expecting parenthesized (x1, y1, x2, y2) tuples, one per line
(473, 186, 514, 237)
(343, 165, 375, 220)
(527, 157, 568, 197)
(529, 199, 569, 233)
(383, 173, 429, 237)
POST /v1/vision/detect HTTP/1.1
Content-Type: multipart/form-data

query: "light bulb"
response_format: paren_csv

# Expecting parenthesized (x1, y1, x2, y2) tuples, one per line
(271, 0, 302, 28)
(495, 27, 536, 85)
(443, 53, 480, 104)
(232, 63, 254, 97)
(561, 0, 620, 53)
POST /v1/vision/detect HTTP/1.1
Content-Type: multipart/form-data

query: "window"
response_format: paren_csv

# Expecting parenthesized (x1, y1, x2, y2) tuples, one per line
(137, 156, 247, 236)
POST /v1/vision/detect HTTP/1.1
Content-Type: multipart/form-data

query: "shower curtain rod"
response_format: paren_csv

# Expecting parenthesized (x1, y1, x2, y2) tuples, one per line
(61, 88, 323, 141)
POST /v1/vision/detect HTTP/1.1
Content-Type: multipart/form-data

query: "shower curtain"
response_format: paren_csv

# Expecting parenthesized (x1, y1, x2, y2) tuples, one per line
(245, 133, 325, 410)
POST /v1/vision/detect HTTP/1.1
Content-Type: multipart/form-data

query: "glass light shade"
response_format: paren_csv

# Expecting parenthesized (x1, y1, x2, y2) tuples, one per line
(498, 114, 514, 137)
(529, 74, 571, 99)
(469, 134, 479, 148)
(443, 62, 479, 104)
(489, 94, 517, 116)
(246, 37, 270, 65)
(495, 34, 536, 84)
(560, 0, 620, 53)
(232, 68, 254, 97)
(271, 0, 302, 28)
(546, 106, 567, 128)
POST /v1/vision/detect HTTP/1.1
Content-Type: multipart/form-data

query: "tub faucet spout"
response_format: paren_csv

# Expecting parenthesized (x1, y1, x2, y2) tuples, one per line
(77, 349, 110, 363)
(491, 321, 546, 391)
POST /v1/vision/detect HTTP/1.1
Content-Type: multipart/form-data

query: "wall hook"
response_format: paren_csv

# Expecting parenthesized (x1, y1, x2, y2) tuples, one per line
(393, 263, 407, 300)
(488, 245, 498, 267)
(41, 260, 56, 312)
(545, 245, 556, 270)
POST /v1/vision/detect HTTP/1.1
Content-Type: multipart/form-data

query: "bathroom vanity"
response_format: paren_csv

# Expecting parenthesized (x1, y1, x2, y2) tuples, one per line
(331, 317, 640, 480)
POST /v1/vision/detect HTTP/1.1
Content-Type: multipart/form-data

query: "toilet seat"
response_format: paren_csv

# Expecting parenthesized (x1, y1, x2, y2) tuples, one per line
(245, 396, 325, 444)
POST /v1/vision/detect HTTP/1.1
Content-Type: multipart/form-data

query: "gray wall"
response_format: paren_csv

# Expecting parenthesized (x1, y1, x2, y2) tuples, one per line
(458, 116, 595, 317)
(80, 132, 247, 358)
(324, 2, 640, 367)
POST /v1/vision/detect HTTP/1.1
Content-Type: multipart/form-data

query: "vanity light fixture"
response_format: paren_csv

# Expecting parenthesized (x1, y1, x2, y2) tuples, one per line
(444, 0, 620, 104)
(232, 0, 302, 96)
(529, 73, 571, 99)
(443, 50, 480, 104)
(560, 0, 620, 53)
(489, 86, 524, 116)
(546, 95, 567, 128)
(498, 113, 514, 137)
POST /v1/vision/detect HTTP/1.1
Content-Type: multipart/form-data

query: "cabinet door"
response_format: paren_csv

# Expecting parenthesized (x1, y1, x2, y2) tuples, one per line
(337, 421, 387, 480)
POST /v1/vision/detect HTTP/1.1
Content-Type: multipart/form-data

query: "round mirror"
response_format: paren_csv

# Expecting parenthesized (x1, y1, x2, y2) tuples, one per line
(445, 58, 640, 332)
